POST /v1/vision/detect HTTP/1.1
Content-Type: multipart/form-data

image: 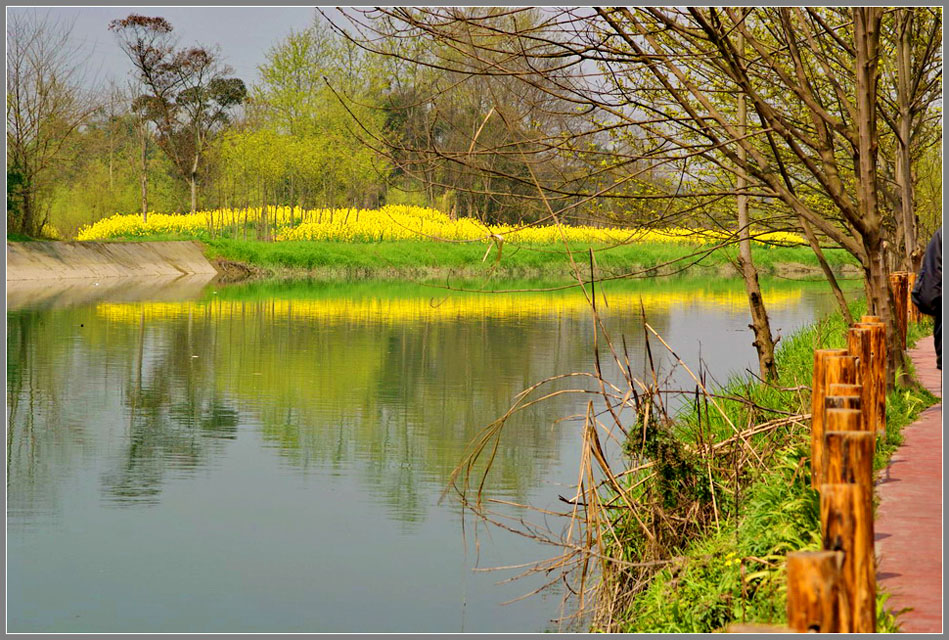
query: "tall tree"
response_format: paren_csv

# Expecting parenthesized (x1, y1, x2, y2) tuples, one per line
(109, 14, 246, 213)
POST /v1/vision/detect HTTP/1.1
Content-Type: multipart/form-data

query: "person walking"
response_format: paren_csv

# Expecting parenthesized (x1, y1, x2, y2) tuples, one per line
(911, 227, 942, 370)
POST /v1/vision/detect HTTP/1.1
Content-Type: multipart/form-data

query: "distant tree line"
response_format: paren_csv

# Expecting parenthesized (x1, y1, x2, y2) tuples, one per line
(8, 10, 608, 236)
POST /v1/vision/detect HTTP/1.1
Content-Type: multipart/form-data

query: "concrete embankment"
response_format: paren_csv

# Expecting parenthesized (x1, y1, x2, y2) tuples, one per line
(6, 241, 218, 281)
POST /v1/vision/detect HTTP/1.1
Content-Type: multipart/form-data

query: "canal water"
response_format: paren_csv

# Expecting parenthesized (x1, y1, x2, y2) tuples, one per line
(7, 275, 843, 632)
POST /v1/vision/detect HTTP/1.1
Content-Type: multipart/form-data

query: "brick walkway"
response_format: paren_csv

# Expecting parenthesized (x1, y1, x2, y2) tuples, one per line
(875, 335, 942, 633)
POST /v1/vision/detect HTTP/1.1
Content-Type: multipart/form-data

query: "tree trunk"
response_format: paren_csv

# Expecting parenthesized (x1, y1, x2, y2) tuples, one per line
(895, 9, 919, 272)
(854, 8, 904, 388)
(20, 190, 36, 237)
(736, 65, 778, 380)
(140, 118, 148, 222)
(190, 174, 198, 214)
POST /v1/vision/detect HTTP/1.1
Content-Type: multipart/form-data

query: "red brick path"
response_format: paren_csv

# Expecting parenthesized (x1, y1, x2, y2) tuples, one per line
(875, 335, 942, 633)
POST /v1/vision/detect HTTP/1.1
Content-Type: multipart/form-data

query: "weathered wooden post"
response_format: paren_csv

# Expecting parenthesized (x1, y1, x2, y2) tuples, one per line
(824, 355, 857, 387)
(820, 483, 875, 633)
(811, 349, 850, 486)
(822, 406, 873, 489)
(813, 355, 858, 486)
(826, 384, 865, 432)
(888, 272, 909, 350)
(825, 408, 862, 433)
(825, 393, 861, 411)
(846, 327, 875, 434)
(827, 383, 861, 398)
(824, 430, 874, 489)
(786, 550, 849, 632)
(906, 271, 922, 323)
(855, 319, 887, 436)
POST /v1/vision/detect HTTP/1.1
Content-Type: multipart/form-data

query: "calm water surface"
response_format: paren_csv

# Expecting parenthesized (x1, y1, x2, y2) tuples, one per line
(7, 276, 842, 632)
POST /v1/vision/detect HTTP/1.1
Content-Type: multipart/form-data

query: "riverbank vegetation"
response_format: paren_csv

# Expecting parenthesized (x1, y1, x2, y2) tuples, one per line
(73, 204, 856, 277)
(198, 238, 855, 280)
(451, 299, 936, 631)
(611, 313, 936, 632)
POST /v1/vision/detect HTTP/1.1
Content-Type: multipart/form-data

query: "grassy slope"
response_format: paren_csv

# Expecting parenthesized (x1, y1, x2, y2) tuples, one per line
(613, 310, 937, 633)
(195, 237, 858, 278)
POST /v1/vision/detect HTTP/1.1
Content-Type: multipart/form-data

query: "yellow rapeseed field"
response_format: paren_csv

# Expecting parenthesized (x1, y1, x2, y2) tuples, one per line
(77, 205, 806, 247)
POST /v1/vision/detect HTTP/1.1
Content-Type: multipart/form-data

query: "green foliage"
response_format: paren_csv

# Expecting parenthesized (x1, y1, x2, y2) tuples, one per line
(224, 17, 388, 210)
(7, 164, 27, 230)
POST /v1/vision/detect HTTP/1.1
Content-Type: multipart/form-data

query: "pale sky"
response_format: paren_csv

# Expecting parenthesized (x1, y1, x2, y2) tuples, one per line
(7, 6, 335, 88)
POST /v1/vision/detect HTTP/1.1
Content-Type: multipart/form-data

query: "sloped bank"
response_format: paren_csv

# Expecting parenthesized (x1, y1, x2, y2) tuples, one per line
(196, 237, 862, 281)
(6, 241, 219, 281)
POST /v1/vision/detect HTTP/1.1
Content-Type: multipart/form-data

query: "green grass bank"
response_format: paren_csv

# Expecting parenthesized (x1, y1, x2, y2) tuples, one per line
(38, 233, 860, 281)
(201, 237, 860, 280)
(605, 307, 937, 633)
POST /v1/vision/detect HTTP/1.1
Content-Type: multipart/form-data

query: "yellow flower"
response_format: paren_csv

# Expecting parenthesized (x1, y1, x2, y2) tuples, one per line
(77, 205, 807, 248)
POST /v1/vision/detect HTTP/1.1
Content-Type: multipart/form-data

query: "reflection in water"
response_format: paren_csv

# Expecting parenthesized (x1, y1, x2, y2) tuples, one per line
(6, 277, 843, 632)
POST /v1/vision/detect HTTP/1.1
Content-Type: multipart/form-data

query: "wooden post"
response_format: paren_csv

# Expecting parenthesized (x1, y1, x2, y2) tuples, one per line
(888, 272, 909, 350)
(815, 355, 858, 483)
(825, 394, 864, 432)
(811, 349, 850, 486)
(825, 408, 862, 432)
(827, 383, 861, 398)
(825, 394, 861, 409)
(786, 550, 848, 633)
(846, 327, 875, 435)
(820, 483, 875, 633)
(907, 271, 922, 323)
(821, 408, 870, 486)
(855, 321, 887, 436)
(824, 430, 874, 489)
(824, 355, 857, 386)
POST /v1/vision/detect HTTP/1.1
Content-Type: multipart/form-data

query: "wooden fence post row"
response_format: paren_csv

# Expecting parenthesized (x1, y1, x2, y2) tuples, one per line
(784, 313, 889, 634)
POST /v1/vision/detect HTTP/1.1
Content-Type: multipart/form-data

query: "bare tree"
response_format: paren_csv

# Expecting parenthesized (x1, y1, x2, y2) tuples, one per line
(879, 7, 942, 272)
(337, 7, 939, 386)
(109, 14, 246, 213)
(6, 11, 97, 236)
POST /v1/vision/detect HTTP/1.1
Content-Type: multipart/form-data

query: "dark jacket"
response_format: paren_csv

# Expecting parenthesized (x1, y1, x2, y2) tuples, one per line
(912, 227, 941, 369)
